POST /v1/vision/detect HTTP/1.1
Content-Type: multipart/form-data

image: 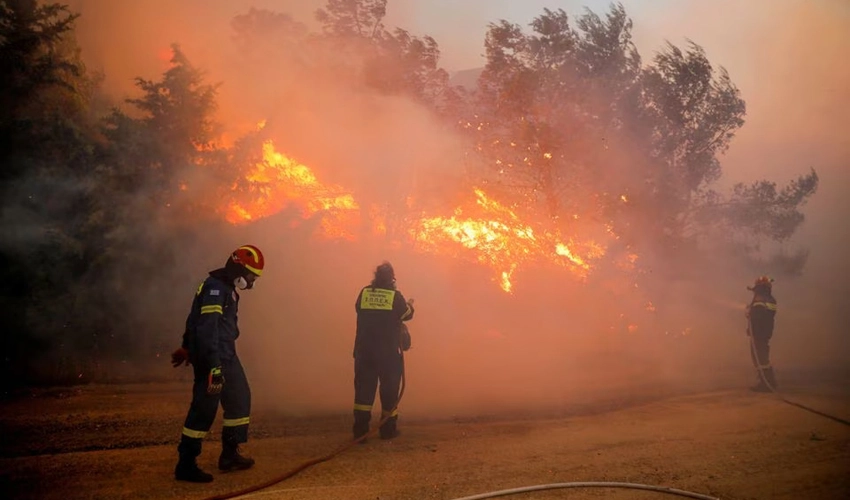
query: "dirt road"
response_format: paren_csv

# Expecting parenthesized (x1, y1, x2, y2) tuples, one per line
(1, 379, 848, 500)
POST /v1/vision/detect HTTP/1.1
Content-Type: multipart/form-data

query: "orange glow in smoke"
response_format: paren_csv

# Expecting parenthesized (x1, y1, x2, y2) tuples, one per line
(412, 189, 605, 292)
(226, 140, 360, 240)
(225, 137, 613, 292)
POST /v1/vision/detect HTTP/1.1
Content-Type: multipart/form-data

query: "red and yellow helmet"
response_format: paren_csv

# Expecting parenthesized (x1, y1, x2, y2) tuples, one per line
(751, 275, 773, 291)
(230, 245, 264, 276)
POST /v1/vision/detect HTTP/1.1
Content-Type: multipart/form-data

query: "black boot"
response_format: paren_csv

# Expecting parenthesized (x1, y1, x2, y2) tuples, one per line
(379, 415, 399, 440)
(218, 445, 255, 472)
(750, 380, 770, 392)
(175, 459, 213, 483)
(352, 427, 369, 444)
(750, 370, 771, 393)
(353, 415, 370, 443)
(764, 367, 778, 390)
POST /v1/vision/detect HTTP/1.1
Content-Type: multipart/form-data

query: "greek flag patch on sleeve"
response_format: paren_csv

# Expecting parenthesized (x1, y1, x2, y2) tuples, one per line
(210, 289, 220, 296)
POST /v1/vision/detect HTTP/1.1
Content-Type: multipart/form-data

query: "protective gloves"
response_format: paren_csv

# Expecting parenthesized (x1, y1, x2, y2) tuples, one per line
(207, 367, 225, 395)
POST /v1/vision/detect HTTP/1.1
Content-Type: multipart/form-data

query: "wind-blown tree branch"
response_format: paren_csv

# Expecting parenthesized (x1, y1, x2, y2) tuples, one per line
(102, 44, 224, 210)
(691, 169, 819, 275)
(631, 42, 745, 207)
(473, 6, 641, 222)
(314, 0, 461, 112)
(470, 3, 815, 273)
(315, 0, 386, 39)
(366, 28, 460, 111)
(714, 170, 819, 242)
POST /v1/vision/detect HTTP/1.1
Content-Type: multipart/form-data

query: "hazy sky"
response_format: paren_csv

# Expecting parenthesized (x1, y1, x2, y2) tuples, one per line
(394, 0, 679, 71)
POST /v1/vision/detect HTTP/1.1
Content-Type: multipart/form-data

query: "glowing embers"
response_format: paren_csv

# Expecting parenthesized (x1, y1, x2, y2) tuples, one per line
(224, 139, 611, 292)
(411, 189, 605, 292)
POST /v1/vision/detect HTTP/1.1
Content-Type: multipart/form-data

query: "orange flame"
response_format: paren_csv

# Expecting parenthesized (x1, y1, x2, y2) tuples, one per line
(226, 140, 360, 240)
(411, 189, 605, 291)
(224, 137, 613, 292)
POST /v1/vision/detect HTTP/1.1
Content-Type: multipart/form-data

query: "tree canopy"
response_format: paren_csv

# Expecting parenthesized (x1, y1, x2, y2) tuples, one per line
(0, 0, 820, 389)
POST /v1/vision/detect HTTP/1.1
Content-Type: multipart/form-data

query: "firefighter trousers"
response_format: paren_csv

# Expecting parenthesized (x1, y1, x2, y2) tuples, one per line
(353, 351, 403, 439)
(749, 331, 777, 387)
(178, 355, 251, 460)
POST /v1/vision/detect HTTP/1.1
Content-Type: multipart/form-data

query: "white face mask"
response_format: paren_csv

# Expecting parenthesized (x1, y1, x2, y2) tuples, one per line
(234, 276, 248, 290)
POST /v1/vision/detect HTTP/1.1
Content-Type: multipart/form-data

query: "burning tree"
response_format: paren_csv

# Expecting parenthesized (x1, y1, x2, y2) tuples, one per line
(208, 0, 820, 344)
(469, 4, 818, 276)
(0, 0, 822, 387)
(212, 0, 821, 296)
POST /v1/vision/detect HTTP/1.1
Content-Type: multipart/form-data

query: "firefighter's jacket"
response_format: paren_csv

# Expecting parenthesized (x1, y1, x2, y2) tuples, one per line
(748, 294, 777, 338)
(354, 285, 414, 358)
(182, 269, 240, 368)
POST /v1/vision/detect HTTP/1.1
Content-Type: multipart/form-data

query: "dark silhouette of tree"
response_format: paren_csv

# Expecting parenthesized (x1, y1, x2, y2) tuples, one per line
(103, 44, 220, 201)
(1, 0, 84, 170)
(97, 45, 228, 322)
(0, 0, 108, 389)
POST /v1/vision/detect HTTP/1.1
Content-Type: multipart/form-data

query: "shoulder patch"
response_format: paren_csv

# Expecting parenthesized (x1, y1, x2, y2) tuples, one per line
(209, 289, 220, 296)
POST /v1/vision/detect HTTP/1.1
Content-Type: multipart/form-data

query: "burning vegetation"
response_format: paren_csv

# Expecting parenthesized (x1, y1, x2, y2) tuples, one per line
(224, 136, 608, 292)
(0, 0, 821, 387)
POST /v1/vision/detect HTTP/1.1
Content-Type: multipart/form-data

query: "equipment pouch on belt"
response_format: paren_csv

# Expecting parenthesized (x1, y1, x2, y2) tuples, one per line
(400, 323, 412, 351)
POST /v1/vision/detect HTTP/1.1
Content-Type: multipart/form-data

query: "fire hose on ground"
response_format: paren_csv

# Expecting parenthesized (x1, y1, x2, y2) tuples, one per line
(447, 482, 721, 500)
(198, 320, 849, 500)
(199, 355, 408, 500)
(199, 352, 720, 500)
(747, 317, 850, 427)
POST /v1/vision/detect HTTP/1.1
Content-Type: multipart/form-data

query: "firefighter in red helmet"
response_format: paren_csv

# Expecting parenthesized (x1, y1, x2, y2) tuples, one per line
(353, 261, 414, 441)
(170, 245, 264, 482)
(745, 275, 778, 392)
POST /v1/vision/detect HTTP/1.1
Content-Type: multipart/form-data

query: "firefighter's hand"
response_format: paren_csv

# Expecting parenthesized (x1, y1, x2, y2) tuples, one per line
(407, 298, 415, 306)
(207, 367, 225, 395)
(171, 347, 190, 368)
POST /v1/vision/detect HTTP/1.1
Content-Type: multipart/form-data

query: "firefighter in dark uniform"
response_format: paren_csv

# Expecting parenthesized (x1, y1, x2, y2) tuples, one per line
(745, 276, 778, 392)
(353, 262, 414, 441)
(170, 245, 265, 482)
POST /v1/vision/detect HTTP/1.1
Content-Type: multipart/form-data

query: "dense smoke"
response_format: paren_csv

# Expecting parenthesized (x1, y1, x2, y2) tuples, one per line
(34, 0, 848, 415)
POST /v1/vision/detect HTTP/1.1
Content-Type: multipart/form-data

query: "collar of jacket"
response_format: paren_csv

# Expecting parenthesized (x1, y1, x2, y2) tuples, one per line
(208, 268, 237, 291)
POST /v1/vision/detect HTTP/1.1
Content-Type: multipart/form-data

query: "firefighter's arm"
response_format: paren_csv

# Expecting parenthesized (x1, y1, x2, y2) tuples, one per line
(171, 325, 191, 367)
(181, 327, 190, 350)
(180, 309, 193, 350)
(195, 285, 226, 369)
(394, 291, 415, 322)
(171, 309, 195, 367)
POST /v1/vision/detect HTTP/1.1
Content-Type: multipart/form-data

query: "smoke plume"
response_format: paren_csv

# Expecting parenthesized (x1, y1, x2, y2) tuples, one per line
(62, 0, 849, 416)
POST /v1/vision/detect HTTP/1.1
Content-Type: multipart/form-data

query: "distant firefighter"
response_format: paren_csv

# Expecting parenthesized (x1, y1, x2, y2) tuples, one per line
(352, 261, 415, 441)
(170, 245, 265, 483)
(745, 276, 778, 392)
